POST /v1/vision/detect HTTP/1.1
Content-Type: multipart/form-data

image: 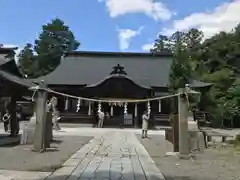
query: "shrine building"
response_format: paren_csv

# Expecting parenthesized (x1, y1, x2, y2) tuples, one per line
(33, 51, 211, 128)
(0, 48, 212, 128)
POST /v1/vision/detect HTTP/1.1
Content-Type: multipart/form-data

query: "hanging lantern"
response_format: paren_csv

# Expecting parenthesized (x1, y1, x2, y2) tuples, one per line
(134, 103, 138, 117)
(147, 101, 151, 115)
(124, 102, 128, 114)
(76, 98, 81, 112)
(158, 100, 161, 112)
(98, 102, 102, 113)
(88, 102, 92, 115)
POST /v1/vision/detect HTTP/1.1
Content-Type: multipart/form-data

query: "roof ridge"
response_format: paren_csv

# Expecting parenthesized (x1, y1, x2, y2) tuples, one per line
(66, 51, 173, 58)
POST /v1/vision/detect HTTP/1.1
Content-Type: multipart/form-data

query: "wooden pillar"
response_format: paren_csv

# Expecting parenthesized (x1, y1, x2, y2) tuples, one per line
(33, 81, 48, 152)
(178, 88, 190, 158)
(134, 103, 138, 128)
(9, 95, 18, 137)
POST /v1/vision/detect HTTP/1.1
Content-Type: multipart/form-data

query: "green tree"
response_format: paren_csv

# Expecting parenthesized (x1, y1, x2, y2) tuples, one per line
(18, 43, 35, 77)
(169, 31, 192, 91)
(34, 18, 80, 75)
(150, 34, 171, 53)
(184, 28, 204, 49)
(150, 31, 194, 114)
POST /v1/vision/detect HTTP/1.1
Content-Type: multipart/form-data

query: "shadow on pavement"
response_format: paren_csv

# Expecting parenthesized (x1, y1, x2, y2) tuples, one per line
(0, 133, 20, 147)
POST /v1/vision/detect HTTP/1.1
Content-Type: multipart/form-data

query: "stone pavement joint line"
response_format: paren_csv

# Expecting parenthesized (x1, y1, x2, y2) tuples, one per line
(47, 131, 165, 180)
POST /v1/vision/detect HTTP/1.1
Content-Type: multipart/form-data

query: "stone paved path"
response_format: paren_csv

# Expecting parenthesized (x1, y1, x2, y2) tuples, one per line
(47, 131, 165, 180)
(0, 170, 51, 180)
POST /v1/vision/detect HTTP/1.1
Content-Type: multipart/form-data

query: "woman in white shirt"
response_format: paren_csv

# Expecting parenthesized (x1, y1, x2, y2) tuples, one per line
(142, 110, 150, 139)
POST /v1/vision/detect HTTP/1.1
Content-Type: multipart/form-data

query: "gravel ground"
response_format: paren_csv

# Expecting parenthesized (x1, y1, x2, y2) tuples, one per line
(0, 135, 92, 172)
(137, 134, 240, 180)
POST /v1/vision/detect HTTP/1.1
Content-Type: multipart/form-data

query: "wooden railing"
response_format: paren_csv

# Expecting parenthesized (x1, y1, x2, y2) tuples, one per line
(193, 111, 212, 127)
(154, 113, 171, 125)
(59, 111, 95, 125)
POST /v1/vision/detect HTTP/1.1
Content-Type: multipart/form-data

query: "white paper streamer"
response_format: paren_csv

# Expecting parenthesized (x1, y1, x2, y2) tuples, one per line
(110, 105, 113, 116)
(147, 101, 151, 115)
(158, 100, 161, 112)
(76, 98, 81, 112)
(124, 103, 128, 114)
(98, 102, 102, 113)
(88, 102, 92, 115)
(65, 97, 69, 111)
(134, 103, 138, 117)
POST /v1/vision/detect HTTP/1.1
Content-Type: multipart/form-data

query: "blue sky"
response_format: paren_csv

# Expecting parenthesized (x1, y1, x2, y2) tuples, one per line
(0, 0, 239, 53)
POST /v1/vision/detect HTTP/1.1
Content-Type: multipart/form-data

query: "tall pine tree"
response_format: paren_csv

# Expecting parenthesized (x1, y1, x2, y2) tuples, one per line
(18, 43, 35, 77)
(34, 18, 80, 74)
(18, 18, 80, 77)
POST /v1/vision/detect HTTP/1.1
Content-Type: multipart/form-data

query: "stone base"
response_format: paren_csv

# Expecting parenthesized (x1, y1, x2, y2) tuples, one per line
(166, 152, 193, 160)
(189, 130, 206, 152)
(178, 153, 191, 160)
(165, 151, 179, 157)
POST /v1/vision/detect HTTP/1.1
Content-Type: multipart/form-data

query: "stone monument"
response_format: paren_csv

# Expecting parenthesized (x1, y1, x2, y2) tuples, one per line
(20, 109, 37, 144)
(188, 111, 205, 151)
(21, 85, 53, 146)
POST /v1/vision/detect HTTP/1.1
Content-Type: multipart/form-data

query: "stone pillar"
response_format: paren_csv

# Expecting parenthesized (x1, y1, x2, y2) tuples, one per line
(178, 88, 190, 159)
(33, 81, 48, 152)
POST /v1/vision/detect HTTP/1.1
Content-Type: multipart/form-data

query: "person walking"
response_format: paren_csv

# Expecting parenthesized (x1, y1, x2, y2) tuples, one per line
(49, 97, 61, 131)
(142, 110, 150, 139)
(98, 110, 105, 128)
(2, 110, 10, 133)
(2, 100, 10, 133)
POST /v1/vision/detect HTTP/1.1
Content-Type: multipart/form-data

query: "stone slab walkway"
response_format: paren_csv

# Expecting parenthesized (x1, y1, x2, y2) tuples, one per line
(46, 131, 165, 180)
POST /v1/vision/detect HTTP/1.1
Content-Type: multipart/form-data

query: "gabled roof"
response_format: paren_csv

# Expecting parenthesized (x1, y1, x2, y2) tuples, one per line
(0, 47, 18, 54)
(35, 51, 211, 88)
(0, 59, 23, 77)
(0, 59, 32, 88)
(188, 80, 212, 88)
(66, 51, 172, 57)
(0, 69, 32, 87)
(37, 51, 173, 87)
(86, 74, 152, 89)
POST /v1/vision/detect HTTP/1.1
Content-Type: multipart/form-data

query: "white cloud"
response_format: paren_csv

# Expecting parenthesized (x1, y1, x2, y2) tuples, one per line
(142, 43, 154, 52)
(117, 27, 143, 51)
(99, 0, 172, 21)
(161, 0, 240, 38)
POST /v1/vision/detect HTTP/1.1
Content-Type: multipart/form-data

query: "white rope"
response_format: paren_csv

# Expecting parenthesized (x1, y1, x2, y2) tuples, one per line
(185, 93, 190, 109)
(31, 89, 37, 102)
(35, 87, 181, 103)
